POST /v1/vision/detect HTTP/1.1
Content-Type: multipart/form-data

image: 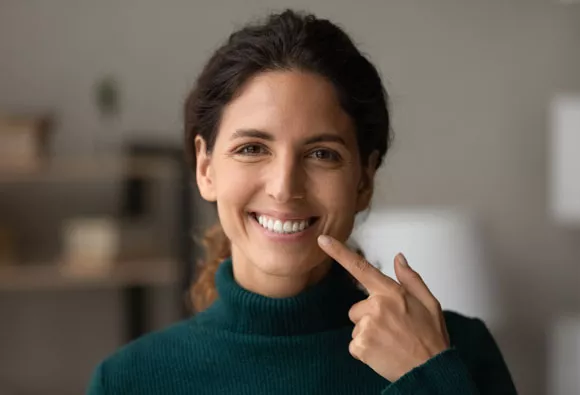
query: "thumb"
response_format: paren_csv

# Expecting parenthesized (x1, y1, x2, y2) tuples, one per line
(394, 254, 437, 311)
(393, 253, 413, 284)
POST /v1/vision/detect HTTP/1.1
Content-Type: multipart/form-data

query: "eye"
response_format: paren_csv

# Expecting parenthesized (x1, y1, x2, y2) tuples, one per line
(308, 148, 341, 162)
(235, 144, 268, 156)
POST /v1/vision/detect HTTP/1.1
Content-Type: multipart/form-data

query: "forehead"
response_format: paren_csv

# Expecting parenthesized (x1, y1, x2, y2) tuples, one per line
(218, 70, 355, 141)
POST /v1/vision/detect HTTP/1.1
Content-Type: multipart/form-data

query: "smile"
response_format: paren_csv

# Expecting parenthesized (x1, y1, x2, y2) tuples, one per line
(249, 213, 319, 235)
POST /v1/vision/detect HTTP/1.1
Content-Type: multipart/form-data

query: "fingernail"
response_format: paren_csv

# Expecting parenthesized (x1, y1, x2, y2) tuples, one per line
(397, 253, 409, 267)
(318, 235, 331, 246)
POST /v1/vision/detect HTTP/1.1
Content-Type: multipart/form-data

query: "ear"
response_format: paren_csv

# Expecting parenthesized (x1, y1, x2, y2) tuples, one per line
(195, 135, 217, 202)
(355, 150, 379, 213)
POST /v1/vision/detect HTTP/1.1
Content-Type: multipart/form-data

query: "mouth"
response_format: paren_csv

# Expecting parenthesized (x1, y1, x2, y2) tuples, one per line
(248, 212, 320, 235)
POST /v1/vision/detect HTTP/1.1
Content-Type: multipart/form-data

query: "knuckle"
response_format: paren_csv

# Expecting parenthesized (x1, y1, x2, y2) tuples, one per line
(429, 298, 442, 313)
(348, 308, 358, 323)
(359, 315, 372, 331)
(349, 300, 365, 322)
(357, 334, 370, 349)
(369, 296, 384, 316)
(409, 270, 422, 281)
(353, 257, 370, 273)
(351, 336, 370, 359)
(349, 340, 362, 359)
(433, 298, 442, 309)
(393, 292, 408, 313)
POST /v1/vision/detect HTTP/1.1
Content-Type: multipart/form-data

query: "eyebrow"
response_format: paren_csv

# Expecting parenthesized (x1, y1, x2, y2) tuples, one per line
(231, 129, 274, 141)
(231, 128, 347, 146)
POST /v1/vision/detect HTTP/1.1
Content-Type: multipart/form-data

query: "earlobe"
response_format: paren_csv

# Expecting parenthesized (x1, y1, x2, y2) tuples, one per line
(195, 136, 217, 202)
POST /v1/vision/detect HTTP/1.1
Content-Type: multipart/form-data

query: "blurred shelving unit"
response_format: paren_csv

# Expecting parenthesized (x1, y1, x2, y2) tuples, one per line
(0, 259, 178, 291)
(0, 155, 178, 183)
(0, 147, 194, 342)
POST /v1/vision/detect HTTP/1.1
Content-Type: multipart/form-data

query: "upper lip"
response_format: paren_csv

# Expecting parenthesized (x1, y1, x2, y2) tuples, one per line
(250, 210, 317, 221)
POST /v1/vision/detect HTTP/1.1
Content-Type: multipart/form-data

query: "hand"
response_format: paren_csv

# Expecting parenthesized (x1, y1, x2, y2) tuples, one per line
(317, 235, 451, 382)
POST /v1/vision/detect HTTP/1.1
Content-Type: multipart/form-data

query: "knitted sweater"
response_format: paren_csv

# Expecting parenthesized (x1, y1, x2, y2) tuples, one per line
(87, 258, 517, 394)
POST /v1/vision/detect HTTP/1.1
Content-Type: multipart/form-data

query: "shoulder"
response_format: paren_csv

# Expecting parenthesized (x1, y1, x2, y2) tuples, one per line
(442, 310, 509, 370)
(442, 310, 494, 344)
(443, 310, 484, 331)
(87, 318, 206, 394)
(443, 310, 494, 349)
(105, 318, 196, 365)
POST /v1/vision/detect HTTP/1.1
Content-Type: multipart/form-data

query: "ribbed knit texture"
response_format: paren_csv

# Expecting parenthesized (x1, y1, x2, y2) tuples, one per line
(87, 258, 517, 394)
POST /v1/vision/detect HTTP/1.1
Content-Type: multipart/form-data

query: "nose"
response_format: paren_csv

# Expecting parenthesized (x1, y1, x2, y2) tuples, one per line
(265, 154, 306, 203)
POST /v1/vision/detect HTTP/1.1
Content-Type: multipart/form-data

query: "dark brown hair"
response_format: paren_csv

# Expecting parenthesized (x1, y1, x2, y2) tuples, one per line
(184, 9, 392, 311)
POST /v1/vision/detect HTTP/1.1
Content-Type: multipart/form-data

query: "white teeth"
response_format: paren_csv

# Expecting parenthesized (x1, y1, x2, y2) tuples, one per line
(273, 220, 283, 232)
(292, 222, 299, 232)
(255, 214, 314, 234)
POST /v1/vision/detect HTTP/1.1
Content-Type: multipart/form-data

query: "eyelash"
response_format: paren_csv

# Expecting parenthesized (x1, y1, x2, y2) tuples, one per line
(235, 144, 268, 156)
(233, 144, 342, 162)
(308, 148, 341, 162)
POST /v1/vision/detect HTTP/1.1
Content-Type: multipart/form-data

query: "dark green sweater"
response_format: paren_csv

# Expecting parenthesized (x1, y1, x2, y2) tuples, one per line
(87, 258, 517, 394)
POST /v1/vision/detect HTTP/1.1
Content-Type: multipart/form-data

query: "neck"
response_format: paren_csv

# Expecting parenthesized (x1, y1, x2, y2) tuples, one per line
(230, 245, 333, 298)
(203, 257, 366, 336)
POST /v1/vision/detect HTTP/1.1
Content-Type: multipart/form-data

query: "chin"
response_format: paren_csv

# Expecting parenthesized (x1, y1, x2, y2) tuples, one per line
(250, 248, 327, 277)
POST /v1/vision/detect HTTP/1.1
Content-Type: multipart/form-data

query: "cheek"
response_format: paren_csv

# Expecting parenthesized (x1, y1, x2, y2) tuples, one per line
(308, 170, 359, 215)
(214, 162, 257, 199)
(213, 166, 256, 241)
(212, 163, 261, 237)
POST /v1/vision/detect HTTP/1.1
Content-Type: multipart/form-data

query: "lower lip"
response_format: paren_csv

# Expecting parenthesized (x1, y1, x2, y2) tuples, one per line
(249, 214, 318, 242)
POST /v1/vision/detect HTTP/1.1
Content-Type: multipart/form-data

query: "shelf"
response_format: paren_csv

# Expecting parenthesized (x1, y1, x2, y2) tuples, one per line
(0, 155, 181, 183)
(0, 259, 179, 291)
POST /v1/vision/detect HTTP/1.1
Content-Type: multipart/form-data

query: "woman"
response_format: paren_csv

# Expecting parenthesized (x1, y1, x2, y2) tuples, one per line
(88, 9, 517, 394)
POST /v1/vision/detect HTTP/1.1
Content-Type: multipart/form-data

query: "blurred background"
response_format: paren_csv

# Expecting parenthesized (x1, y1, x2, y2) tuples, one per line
(0, 1, 579, 394)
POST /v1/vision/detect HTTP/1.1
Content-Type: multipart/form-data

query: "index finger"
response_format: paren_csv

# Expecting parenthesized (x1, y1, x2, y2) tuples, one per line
(317, 234, 398, 293)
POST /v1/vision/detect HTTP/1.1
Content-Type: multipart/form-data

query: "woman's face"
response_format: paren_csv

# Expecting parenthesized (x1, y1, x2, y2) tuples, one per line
(196, 70, 375, 278)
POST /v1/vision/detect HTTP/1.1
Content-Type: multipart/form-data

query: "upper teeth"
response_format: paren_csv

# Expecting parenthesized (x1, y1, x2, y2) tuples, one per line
(257, 215, 311, 234)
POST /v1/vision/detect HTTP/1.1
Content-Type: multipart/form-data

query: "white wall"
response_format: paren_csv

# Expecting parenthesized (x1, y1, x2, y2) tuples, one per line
(1, 1, 579, 394)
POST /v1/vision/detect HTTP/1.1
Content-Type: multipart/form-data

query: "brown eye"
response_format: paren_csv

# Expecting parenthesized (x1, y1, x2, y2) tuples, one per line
(236, 144, 267, 155)
(309, 149, 341, 162)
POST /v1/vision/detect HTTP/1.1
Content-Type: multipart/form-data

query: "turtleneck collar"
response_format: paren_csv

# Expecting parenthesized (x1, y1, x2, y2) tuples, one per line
(202, 258, 367, 336)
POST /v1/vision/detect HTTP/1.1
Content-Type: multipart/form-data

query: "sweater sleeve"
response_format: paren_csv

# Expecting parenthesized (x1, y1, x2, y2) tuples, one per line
(86, 362, 107, 395)
(381, 318, 517, 395)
